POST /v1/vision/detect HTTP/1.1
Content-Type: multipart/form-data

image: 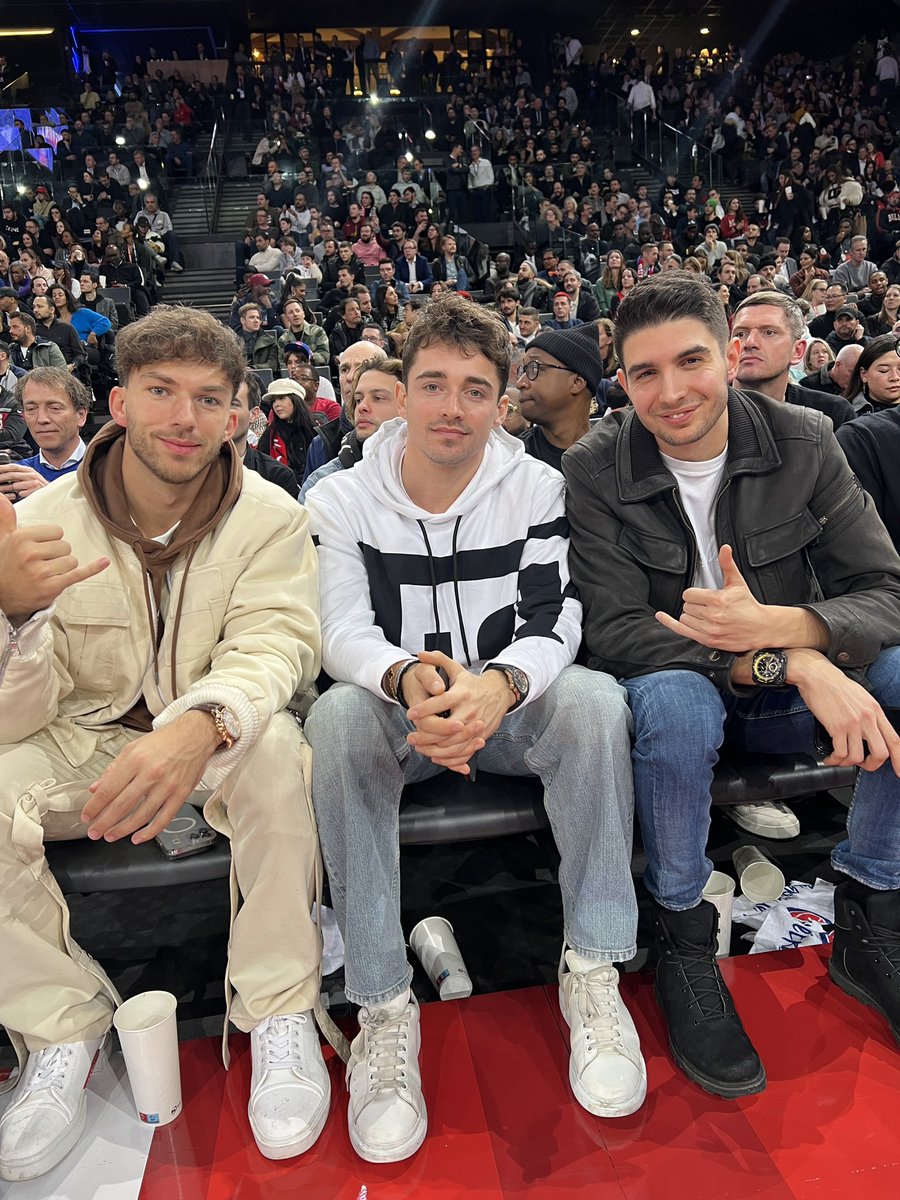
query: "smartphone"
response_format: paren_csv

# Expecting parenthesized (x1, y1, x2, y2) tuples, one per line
(0, 451, 11, 466)
(155, 804, 217, 860)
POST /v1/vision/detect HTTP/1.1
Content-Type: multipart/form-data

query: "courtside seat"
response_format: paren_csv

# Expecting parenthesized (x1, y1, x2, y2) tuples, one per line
(45, 755, 856, 893)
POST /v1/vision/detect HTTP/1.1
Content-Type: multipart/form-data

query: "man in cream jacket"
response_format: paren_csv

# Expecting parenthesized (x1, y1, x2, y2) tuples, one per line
(0, 308, 330, 1181)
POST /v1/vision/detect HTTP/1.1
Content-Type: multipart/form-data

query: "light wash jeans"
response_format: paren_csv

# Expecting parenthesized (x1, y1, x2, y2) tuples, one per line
(624, 647, 900, 910)
(306, 665, 637, 1007)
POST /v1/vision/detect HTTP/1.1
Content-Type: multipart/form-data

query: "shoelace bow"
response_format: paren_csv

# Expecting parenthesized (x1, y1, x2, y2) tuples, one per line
(572, 968, 624, 1050)
(360, 1009, 410, 1093)
(28, 1045, 73, 1091)
(259, 1015, 308, 1070)
(672, 947, 732, 1021)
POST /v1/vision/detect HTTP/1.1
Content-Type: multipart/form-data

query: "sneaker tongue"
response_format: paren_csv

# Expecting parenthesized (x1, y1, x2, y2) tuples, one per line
(366, 990, 410, 1023)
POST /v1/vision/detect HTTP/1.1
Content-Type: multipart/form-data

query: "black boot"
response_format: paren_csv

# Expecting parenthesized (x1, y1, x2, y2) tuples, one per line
(829, 879, 900, 1046)
(652, 899, 766, 1098)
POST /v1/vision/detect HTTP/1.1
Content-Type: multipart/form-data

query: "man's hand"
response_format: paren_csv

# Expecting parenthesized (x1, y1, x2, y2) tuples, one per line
(787, 648, 900, 775)
(655, 545, 766, 651)
(81, 711, 223, 843)
(405, 650, 514, 775)
(0, 463, 48, 501)
(655, 545, 830, 653)
(0, 494, 109, 624)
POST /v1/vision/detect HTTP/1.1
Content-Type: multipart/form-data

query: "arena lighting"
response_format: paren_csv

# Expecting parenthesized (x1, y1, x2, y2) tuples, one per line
(138, 178, 150, 189)
(115, 136, 126, 146)
(16, 184, 26, 194)
(389, 87, 401, 96)
(630, 28, 640, 37)
(0, 28, 54, 37)
(700, 26, 711, 35)
(369, 92, 380, 104)
(405, 149, 413, 162)
(424, 128, 436, 140)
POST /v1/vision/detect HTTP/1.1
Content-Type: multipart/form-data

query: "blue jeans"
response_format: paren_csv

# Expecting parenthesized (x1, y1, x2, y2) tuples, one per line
(624, 648, 900, 910)
(306, 666, 638, 1007)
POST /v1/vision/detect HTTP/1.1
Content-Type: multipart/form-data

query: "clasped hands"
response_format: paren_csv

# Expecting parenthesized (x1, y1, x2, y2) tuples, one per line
(403, 650, 513, 776)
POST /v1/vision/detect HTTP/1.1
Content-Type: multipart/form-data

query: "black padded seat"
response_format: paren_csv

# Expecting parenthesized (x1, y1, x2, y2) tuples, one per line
(46, 826, 232, 893)
(45, 756, 856, 892)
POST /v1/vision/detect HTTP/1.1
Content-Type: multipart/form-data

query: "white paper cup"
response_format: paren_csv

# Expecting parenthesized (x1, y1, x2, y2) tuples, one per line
(733, 846, 786, 904)
(702, 870, 735, 958)
(113, 990, 182, 1127)
(409, 916, 473, 1001)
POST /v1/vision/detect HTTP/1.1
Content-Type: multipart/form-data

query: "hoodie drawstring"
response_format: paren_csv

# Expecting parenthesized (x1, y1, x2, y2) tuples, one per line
(416, 516, 471, 668)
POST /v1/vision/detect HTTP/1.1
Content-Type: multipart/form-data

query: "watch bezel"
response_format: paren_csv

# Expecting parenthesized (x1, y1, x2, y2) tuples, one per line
(752, 649, 787, 686)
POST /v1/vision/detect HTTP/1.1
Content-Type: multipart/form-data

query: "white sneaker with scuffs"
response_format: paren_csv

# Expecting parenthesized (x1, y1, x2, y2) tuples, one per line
(347, 989, 427, 1163)
(248, 1012, 330, 1159)
(559, 950, 647, 1117)
(0, 1036, 104, 1182)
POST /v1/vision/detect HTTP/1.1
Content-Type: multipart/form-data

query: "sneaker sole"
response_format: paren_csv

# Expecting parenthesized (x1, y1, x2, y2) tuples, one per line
(0, 1091, 88, 1182)
(828, 958, 900, 1048)
(249, 1080, 331, 1161)
(349, 1109, 428, 1164)
(724, 810, 800, 840)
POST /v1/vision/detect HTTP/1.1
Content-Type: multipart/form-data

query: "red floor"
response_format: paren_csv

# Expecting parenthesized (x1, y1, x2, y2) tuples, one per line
(137, 946, 900, 1200)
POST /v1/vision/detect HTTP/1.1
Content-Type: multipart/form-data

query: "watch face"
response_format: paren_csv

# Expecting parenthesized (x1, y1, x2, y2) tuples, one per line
(754, 652, 783, 684)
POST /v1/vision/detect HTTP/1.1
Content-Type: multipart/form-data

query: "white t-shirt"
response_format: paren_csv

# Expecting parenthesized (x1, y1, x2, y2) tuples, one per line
(660, 446, 728, 590)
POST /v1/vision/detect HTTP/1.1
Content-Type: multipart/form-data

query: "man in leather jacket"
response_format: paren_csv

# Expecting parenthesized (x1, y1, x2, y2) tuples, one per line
(563, 272, 900, 1105)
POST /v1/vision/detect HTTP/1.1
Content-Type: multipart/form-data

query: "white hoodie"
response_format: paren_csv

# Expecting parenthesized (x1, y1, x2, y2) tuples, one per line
(305, 418, 583, 706)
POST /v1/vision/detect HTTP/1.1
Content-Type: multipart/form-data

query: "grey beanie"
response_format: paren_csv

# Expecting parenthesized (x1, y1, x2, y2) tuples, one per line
(529, 323, 602, 393)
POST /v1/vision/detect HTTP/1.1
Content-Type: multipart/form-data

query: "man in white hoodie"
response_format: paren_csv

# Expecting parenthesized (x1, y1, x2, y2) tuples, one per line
(305, 295, 644, 1164)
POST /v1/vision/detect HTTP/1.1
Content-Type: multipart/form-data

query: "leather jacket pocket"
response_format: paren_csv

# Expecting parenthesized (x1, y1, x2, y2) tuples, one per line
(743, 509, 822, 604)
(618, 525, 689, 613)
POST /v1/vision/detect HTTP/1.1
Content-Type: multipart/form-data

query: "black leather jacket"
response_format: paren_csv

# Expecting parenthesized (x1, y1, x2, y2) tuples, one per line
(562, 389, 900, 692)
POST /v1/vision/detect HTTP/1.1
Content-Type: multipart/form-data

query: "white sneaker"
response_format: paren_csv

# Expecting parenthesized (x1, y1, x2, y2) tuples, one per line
(170, 261, 184, 272)
(559, 950, 647, 1118)
(0, 1036, 104, 1182)
(347, 990, 427, 1163)
(248, 1012, 330, 1160)
(725, 801, 800, 839)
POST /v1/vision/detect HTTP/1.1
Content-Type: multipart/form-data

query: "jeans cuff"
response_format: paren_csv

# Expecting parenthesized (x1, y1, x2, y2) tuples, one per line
(565, 934, 637, 964)
(344, 965, 413, 1009)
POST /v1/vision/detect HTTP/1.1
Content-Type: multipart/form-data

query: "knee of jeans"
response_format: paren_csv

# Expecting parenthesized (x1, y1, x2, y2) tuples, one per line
(868, 646, 900, 710)
(553, 667, 630, 731)
(626, 670, 724, 745)
(305, 682, 383, 745)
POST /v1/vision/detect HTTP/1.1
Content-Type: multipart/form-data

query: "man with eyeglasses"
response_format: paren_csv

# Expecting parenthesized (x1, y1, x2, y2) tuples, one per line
(516, 325, 603, 472)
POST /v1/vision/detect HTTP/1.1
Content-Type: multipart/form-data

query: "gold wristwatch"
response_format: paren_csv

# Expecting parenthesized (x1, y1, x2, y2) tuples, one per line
(193, 704, 240, 749)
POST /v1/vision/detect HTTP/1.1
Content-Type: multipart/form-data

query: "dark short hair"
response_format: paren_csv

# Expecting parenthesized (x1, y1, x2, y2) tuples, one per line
(402, 293, 511, 397)
(614, 273, 730, 368)
(240, 368, 263, 409)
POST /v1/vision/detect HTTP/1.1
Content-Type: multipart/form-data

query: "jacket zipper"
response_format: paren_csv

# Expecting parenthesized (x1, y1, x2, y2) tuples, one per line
(818, 476, 860, 528)
(670, 489, 699, 589)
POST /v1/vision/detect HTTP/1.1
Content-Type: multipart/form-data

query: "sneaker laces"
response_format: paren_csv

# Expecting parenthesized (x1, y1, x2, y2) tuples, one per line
(671, 948, 732, 1022)
(570, 967, 624, 1052)
(358, 1007, 411, 1094)
(257, 1014, 309, 1072)
(27, 1045, 75, 1093)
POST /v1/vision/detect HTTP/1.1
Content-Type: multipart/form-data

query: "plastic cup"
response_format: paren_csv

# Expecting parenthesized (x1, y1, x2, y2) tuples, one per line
(409, 916, 473, 1001)
(113, 990, 183, 1127)
(733, 846, 786, 904)
(702, 870, 735, 958)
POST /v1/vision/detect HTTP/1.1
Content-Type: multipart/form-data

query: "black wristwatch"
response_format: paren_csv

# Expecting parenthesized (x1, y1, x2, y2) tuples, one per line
(751, 649, 788, 687)
(484, 663, 530, 711)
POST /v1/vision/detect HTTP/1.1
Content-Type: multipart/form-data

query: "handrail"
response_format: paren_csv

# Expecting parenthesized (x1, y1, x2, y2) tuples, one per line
(601, 88, 723, 187)
(0, 72, 30, 97)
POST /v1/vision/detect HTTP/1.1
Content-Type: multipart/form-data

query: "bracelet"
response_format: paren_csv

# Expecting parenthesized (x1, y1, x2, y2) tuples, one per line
(396, 660, 420, 707)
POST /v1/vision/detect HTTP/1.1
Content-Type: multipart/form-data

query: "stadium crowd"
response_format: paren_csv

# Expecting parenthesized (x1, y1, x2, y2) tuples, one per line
(1, 20, 900, 1187)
